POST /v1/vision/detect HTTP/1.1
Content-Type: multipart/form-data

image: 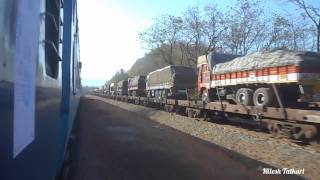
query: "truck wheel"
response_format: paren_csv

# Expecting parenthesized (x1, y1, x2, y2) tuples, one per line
(253, 88, 275, 107)
(201, 90, 210, 103)
(235, 88, 253, 106)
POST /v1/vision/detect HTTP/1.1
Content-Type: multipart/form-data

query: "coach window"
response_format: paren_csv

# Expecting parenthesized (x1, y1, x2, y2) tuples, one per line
(44, 0, 61, 79)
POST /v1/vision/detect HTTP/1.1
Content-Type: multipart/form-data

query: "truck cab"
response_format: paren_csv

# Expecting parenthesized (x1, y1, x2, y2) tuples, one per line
(198, 53, 239, 102)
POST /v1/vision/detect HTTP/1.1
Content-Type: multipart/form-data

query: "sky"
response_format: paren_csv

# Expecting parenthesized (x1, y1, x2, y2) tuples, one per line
(78, 0, 319, 87)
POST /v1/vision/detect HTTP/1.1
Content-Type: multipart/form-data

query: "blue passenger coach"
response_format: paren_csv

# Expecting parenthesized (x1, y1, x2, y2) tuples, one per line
(0, 0, 81, 179)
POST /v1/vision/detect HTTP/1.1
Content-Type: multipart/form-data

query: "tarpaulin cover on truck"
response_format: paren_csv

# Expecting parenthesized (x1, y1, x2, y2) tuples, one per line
(147, 65, 196, 90)
(213, 50, 320, 74)
(128, 76, 145, 88)
(207, 53, 240, 70)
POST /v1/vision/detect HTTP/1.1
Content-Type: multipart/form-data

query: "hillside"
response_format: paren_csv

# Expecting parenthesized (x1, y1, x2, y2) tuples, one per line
(128, 52, 167, 77)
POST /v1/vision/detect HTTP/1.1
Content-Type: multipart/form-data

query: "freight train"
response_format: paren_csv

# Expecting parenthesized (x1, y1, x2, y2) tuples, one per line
(100, 50, 320, 142)
(0, 0, 81, 179)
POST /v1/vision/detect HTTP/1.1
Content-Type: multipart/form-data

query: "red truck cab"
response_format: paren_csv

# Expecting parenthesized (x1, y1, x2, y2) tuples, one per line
(198, 53, 239, 102)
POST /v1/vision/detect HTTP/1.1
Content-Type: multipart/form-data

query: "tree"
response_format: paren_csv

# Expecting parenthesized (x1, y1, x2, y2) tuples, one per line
(110, 69, 130, 83)
(224, 0, 266, 55)
(203, 3, 226, 53)
(178, 6, 207, 65)
(223, 18, 243, 54)
(264, 15, 294, 49)
(139, 15, 183, 65)
(288, 0, 320, 52)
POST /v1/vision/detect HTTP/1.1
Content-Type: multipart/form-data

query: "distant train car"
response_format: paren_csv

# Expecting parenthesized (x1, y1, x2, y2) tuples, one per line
(116, 80, 128, 96)
(0, 0, 81, 179)
(146, 65, 196, 99)
(128, 75, 146, 97)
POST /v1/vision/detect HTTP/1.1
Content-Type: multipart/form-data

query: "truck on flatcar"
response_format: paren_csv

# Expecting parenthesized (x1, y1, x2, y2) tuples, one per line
(108, 82, 116, 95)
(128, 75, 146, 97)
(146, 65, 196, 99)
(116, 80, 128, 96)
(198, 50, 320, 107)
(102, 82, 109, 95)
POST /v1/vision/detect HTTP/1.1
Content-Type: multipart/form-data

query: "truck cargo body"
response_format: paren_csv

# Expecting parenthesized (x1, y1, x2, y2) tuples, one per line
(146, 65, 196, 99)
(116, 80, 128, 96)
(109, 82, 116, 95)
(198, 50, 320, 107)
(128, 75, 146, 96)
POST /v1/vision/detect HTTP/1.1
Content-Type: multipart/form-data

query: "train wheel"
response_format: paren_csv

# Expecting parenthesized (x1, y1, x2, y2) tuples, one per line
(253, 88, 275, 107)
(235, 88, 254, 106)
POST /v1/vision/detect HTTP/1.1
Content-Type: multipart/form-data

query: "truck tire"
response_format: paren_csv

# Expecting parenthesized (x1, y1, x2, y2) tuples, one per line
(235, 88, 254, 106)
(253, 88, 275, 107)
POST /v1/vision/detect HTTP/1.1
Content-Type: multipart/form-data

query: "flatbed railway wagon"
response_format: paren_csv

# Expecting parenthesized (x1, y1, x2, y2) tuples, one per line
(0, 0, 81, 179)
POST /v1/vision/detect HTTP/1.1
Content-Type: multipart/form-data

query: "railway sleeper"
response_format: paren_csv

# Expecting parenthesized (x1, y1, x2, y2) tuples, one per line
(262, 119, 318, 141)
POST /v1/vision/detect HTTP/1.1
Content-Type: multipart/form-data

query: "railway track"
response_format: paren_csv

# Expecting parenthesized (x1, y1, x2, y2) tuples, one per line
(97, 93, 320, 148)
